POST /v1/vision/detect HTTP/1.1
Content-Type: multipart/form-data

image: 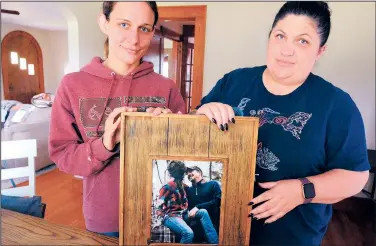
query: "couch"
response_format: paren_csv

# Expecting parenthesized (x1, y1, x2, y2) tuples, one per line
(1, 102, 53, 172)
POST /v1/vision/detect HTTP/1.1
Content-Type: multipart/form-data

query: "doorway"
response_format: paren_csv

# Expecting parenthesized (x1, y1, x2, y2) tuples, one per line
(143, 5, 206, 112)
(159, 22, 195, 113)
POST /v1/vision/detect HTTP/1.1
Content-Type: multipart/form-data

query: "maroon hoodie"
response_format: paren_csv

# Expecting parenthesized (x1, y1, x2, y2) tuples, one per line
(49, 57, 186, 233)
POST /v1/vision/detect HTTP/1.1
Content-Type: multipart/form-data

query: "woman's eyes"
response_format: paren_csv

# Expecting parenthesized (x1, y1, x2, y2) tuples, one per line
(140, 26, 151, 33)
(276, 34, 284, 39)
(275, 33, 309, 45)
(119, 23, 150, 33)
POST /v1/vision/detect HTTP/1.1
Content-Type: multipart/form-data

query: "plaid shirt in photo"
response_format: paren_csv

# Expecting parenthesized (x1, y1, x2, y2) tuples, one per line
(156, 181, 189, 219)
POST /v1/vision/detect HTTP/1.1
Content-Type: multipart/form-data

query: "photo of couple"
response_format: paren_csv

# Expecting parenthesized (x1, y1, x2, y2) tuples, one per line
(150, 160, 223, 244)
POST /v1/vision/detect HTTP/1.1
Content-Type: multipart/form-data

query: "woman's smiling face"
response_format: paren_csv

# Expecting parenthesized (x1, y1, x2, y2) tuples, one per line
(104, 2, 155, 65)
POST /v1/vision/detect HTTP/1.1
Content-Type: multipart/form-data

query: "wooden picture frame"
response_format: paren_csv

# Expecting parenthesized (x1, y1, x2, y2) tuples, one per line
(119, 113, 259, 245)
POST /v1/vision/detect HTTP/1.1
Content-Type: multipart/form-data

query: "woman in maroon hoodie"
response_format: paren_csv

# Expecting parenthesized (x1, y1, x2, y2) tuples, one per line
(49, 1, 185, 237)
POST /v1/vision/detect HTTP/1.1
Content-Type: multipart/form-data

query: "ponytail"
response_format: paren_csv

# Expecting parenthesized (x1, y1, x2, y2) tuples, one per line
(175, 178, 184, 192)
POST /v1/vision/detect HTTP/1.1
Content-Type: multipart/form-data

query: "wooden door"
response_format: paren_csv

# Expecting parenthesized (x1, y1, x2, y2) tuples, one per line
(143, 30, 164, 74)
(170, 40, 182, 88)
(1, 31, 44, 103)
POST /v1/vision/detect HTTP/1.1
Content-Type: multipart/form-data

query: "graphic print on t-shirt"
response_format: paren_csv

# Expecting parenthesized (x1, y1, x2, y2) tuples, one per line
(256, 142, 280, 171)
(238, 98, 251, 111)
(236, 98, 312, 171)
(250, 108, 312, 140)
(236, 98, 312, 140)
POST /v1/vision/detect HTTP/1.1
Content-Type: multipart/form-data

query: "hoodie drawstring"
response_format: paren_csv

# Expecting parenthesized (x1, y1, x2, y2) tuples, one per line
(95, 72, 116, 136)
(124, 73, 134, 107)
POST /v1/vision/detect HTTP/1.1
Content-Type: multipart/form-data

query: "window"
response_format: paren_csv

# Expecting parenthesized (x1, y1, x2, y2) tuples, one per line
(28, 64, 35, 75)
(19, 58, 27, 70)
(162, 62, 168, 77)
(10, 52, 18, 64)
(184, 47, 194, 112)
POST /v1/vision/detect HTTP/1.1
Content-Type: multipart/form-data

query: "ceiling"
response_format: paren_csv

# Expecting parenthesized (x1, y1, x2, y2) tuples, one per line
(1, 3, 194, 32)
(1, 2, 67, 31)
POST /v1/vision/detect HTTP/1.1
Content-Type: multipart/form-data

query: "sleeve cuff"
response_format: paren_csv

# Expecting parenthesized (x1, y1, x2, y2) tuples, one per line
(90, 137, 116, 161)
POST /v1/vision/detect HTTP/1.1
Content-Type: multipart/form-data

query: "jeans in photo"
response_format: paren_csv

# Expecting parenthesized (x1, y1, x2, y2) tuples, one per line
(164, 215, 194, 243)
(164, 209, 219, 244)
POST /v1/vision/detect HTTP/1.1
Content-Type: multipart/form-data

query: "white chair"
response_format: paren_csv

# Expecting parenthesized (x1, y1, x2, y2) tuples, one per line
(1, 139, 37, 197)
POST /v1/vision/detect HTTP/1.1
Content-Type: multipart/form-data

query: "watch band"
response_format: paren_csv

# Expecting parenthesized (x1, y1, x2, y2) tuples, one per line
(299, 177, 310, 185)
(299, 177, 313, 204)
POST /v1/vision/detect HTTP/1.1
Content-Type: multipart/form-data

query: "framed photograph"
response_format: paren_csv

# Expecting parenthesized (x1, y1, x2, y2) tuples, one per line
(150, 157, 226, 244)
(119, 113, 259, 246)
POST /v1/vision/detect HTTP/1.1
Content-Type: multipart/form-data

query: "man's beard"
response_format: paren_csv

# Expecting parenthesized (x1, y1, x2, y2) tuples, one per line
(188, 176, 195, 183)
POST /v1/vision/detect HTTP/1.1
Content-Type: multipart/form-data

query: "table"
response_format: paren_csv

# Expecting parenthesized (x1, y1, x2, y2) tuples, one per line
(1, 209, 118, 245)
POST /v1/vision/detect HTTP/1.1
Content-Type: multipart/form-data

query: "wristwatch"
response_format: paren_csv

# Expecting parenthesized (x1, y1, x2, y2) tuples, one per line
(298, 177, 315, 204)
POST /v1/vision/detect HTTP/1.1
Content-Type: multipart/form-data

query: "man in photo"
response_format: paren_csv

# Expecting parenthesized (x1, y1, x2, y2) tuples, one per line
(186, 166, 222, 243)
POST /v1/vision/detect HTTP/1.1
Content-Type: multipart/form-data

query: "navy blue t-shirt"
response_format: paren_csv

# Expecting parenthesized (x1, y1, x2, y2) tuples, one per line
(199, 65, 370, 245)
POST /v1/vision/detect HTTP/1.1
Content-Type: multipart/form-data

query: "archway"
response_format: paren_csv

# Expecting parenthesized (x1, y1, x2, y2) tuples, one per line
(1, 31, 44, 103)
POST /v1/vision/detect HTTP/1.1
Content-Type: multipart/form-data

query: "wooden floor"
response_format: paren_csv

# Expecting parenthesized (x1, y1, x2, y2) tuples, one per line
(34, 168, 86, 229)
(32, 168, 376, 245)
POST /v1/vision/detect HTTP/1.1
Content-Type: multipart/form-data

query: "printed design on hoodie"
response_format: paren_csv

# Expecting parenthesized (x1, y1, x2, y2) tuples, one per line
(79, 96, 168, 137)
(126, 96, 166, 104)
(256, 142, 280, 171)
(79, 97, 122, 128)
(86, 130, 104, 138)
(249, 107, 312, 140)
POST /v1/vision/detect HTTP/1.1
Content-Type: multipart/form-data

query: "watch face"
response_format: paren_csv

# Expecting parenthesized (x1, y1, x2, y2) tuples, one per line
(303, 183, 315, 199)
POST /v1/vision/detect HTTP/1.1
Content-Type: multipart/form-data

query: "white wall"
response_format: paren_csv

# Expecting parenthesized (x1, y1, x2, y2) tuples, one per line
(315, 3, 375, 151)
(57, 2, 375, 149)
(46, 30, 69, 93)
(1, 23, 68, 95)
(60, 2, 105, 68)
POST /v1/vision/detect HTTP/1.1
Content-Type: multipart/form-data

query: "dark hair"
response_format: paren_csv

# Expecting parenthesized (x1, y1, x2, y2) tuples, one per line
(102, 1, 159, 58)
(270, 1, 331, 47)
(167, 161, 186, 192)
(186, 166, 203, 176)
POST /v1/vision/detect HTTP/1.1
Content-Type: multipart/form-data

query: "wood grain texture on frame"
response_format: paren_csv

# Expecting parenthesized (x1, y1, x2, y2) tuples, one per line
(168, 116, 210, 157)
(209, 118, 259, 245)
(120, 113, 259, 245)
(120, 114, 169, 245)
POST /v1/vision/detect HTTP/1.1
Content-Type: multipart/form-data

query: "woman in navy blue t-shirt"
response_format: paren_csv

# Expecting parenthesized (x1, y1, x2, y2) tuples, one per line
(195, 2, 370, 245)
